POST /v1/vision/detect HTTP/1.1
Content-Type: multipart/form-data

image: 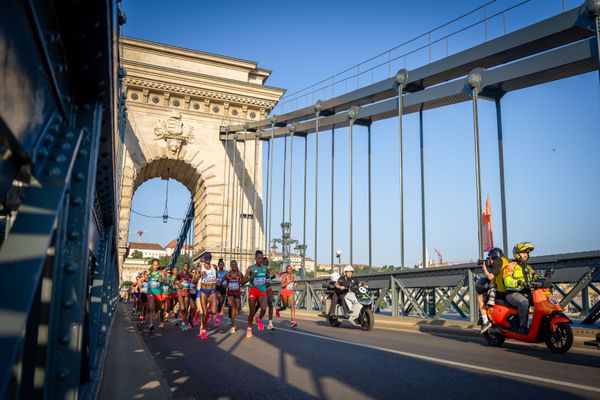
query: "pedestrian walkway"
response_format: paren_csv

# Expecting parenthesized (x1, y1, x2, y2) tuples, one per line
(98, 303, 172, 400)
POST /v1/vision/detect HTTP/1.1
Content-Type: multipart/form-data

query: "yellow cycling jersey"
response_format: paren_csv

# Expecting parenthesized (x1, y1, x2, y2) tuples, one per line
(501, 261, 537, 291)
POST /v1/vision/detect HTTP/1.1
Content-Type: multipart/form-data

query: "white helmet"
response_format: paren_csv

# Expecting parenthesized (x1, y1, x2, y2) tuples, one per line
(330, 272, 340, 282)
(344, 265, 354, 273)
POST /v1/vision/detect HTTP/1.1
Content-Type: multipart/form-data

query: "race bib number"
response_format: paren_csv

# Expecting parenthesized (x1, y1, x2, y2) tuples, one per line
(254, 276, 266, 286)
(182, 281, 190, 289)
(286, 283, 294, 291)
(229, 282, 240, 291)
(189, 286, 196, 294)
(162, 285, 170, 293)
(149, 281, 160, 289)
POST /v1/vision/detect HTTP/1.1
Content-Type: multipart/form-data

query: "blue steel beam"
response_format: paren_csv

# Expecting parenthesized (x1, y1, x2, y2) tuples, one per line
(168, 200, 194, 268)
(44, 103, 103, 398)
(225, 3, 596, 134)
(229, 36, 599, 141)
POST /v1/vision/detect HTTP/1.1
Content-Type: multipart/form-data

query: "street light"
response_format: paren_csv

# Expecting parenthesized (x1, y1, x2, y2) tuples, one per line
(336, 249, 342, 272)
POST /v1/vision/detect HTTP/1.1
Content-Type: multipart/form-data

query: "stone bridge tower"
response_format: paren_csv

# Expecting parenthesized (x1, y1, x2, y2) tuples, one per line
(117, 37, 285, 271)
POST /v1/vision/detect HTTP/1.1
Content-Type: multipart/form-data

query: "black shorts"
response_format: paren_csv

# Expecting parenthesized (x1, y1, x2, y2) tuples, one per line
(475, 277, 491, 295)
(218, 286, 227, 296)
(141, 293, 148, 303)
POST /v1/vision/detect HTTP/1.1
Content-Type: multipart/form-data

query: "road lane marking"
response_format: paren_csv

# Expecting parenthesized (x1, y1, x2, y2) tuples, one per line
(272, 325, 600, 394)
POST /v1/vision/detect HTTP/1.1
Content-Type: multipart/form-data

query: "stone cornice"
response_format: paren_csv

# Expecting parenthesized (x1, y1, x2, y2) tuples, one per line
(122, 36, 269, 75)
(123, 77, 278, 109)
(123, 59, 285, 97)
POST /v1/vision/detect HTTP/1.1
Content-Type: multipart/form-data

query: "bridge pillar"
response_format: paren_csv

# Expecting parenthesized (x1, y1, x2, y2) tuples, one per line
(426, 288, 436, 317)
(391, 277, 399, 317)
(468, 269, 479, 323)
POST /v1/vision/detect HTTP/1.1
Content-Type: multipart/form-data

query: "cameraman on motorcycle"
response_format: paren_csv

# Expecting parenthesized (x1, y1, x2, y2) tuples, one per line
(476, 247, 507, 334)
(328, 265, 359, 319)
(502, 242, 537, 335)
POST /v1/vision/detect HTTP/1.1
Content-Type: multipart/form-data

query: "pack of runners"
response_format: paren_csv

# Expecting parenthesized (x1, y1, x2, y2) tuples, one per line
(130, 250, 298, 339)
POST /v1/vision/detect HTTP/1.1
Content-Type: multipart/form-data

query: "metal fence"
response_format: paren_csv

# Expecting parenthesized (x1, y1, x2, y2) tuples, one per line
(264, 251, 600, 325)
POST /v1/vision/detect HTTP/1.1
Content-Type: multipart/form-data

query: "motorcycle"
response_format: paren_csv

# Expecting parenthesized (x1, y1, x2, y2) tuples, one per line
(483, 268, 573, 353)
(319, 281, 374, 331)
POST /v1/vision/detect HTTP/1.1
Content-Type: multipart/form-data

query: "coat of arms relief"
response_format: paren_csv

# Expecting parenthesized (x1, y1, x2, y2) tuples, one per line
(153, 111, 194, 157)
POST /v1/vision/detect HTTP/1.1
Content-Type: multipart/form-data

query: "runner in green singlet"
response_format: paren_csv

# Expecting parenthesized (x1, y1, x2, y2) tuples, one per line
(244, 250, 269, 338)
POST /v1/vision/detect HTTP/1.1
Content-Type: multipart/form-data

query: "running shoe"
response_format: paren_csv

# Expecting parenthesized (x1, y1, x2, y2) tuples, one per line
(229, 327, 236, 334)
(257, 318, 264, 331)
(267, 322, 275, 331)
(246, 327, 253, 338)
(255, 315, 260, 324)
(201, 330, 207, 340)
(227, 318, 232, 326)
(149, 324, 155, 332)
(290, 320, 298, 328)
(480, 321, 493, 334)
(139, 314, 144, 321)
(159, 323, 164, 328)
(215, 314, 221, 326)
(275, 308, 281, 318)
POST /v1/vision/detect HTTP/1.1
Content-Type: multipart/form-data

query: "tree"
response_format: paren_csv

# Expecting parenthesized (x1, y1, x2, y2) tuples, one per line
(269, 260, 281, 273)
(130, 250, 143, 259)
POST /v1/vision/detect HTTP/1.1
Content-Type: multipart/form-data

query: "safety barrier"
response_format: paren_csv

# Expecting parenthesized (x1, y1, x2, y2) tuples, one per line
(265, 251, 600, 324)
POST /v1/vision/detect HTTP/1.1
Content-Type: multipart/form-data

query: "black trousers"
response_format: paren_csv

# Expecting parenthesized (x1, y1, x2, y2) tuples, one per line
(329, 291, 350, 315)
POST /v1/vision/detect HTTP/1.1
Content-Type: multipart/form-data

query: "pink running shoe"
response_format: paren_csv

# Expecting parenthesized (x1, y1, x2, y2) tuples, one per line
(257, 318, 264, 331)
(201, 330, 207, 340)
(290, 320, 298, 328)
(215, 314, 221, 326)
(275, 308, 281, 318)
(246, 327, 253, 338)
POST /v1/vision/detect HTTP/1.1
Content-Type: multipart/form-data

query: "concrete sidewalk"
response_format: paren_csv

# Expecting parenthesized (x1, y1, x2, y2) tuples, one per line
(98, 304, 172, 400)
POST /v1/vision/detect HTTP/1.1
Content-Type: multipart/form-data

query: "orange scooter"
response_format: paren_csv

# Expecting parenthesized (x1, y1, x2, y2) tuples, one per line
(483, 269, 573, 353)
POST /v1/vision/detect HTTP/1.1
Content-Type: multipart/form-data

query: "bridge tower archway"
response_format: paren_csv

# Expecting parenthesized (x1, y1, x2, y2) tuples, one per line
(116, 37, 285, 273)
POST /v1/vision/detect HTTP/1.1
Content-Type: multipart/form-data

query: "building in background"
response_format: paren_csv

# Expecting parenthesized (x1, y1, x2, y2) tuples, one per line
(127, 242, 167, 259)
(164, 239, 193, 257)
(269, 251, 315, 272)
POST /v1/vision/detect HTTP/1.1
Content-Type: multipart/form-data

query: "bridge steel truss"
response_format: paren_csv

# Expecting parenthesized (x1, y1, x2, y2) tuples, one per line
(168, 200, 194, 267)
(264, 251, 600, 324)
(0, 0, 123, 399)
(221, 0, 600, 317)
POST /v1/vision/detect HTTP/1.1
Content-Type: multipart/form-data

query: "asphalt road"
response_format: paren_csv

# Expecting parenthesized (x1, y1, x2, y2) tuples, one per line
(133, 310, 600, 400)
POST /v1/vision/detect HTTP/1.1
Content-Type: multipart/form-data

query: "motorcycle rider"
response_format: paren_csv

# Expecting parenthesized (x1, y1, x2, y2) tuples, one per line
(502, 242, 537, 335)
(328, 265, 359, 318)
(476, 248, 508, 334)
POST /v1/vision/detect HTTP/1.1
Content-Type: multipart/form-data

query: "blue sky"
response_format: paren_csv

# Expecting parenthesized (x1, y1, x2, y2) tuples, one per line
(125, 0, 599, 267)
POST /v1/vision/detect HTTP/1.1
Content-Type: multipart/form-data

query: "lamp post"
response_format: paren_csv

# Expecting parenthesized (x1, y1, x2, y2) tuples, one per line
(295, 243, 307, 279)
(271, 222, 299, 274)
(335, 249, 342, 273)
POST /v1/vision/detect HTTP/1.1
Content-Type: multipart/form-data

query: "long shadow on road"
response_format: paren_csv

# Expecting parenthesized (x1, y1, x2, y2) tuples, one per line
(130, 309, 600, 400)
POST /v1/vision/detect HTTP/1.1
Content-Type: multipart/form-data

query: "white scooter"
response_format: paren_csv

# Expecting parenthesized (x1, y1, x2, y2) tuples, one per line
(319, 273, 374, 331)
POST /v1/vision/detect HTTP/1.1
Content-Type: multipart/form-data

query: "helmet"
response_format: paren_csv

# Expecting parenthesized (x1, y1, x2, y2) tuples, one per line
(344, 265, 354, 273)
(513, 242, 534, 261)
(331, 272, 340, 282)
(487, 247, 504, 260)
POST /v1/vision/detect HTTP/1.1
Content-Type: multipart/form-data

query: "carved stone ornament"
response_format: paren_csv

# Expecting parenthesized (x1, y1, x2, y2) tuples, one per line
(153, 110, 194, 157)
